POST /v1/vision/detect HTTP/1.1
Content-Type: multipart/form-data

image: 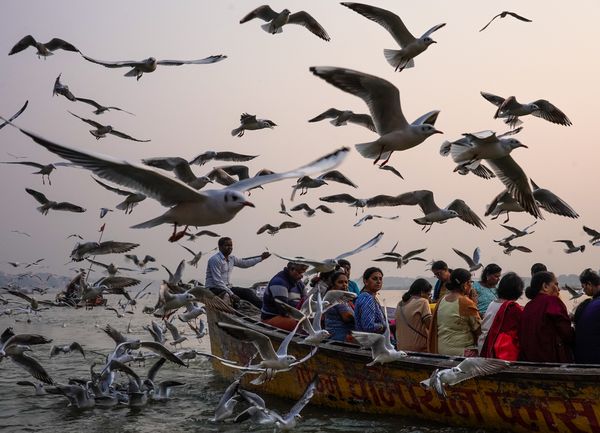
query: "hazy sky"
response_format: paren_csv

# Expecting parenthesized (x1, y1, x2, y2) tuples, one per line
(1, 1, 599, 286)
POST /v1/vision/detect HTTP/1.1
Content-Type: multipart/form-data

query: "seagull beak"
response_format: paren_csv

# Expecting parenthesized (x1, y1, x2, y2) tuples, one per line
(433, 128, 443, 134)
(519, 144, 529, 148)
(243, 200, 255, 208)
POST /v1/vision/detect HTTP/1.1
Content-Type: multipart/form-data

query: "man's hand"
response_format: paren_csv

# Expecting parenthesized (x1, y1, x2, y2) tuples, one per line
(261, 252, 271, 260)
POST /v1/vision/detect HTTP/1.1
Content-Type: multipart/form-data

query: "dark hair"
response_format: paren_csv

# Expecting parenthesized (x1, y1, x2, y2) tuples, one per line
(218, 237, 232, 248)
(446, 268, 471, 292)
(496, 272, 524, 300)
(481, 263, 502, 283)
(525, 271, 555, 299)
(318, 269, 336, 286)
(329, 271, 348, 290)
(337, 259, 351, 268)
(362, 267, 383, 281)
(402, 278, 432, 302)
(431, 260, 448, 271)
(530, 262, 547, 276)
(579, 268, 600, 286)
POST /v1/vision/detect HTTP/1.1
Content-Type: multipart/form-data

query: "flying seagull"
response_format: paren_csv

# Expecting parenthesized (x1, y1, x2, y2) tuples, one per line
(583, 226, 600, 244)
(92, 177, 147, 214)
(52, 74, 76, 101)
(480, 92, 572, 128)
(308, 108, 375, 131)
(0, 160, 70, 185)
(420, 358, 509, 398)
(479, 11, 532, 32)
(554, 240, 585, 254)
(80, 53, 227, 80)
(240, 5, 330, 41)
(142, 156, 213, 190)
(353, 214, 398, 227)
(25, 188, 85, 215)
(341, 2, 445, 71)
(9, 35, 78, 58)
(6, 121, 348, 241)
(257, 221, 301, 235)
(69, 111, 150, 142)
(310, 66, 441, 167)
(289, 203, 334, 217)
(0, 100, 28, 131)
(188, 151, 258, 166)
(69, 241, 139, 262)
(452, 247, 483, 272)
(75, 96, 134, 116)
(231, 113, 276, 137)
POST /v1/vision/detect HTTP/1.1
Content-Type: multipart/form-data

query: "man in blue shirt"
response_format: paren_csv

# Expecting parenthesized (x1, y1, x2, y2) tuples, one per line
(205, 236, 270, 308)
(574, 268, 600, 364)
(261, 261, 308, 331)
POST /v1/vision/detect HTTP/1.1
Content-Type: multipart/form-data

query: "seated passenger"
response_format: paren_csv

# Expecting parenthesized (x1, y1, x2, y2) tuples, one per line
(478, 272, 524, 360)
(354, 267, 386, 334)
(518, 271, 574, 363)
(573, 268, 600, 364)
(338, 259, 361, 296)
(431, 260, 451, 302)
(260, 262, 309, 331)
(472, 263, 502, 315)
(395, 278, 432, 352)
(324, 271, 355, 342)
(428, 268, 481, 356)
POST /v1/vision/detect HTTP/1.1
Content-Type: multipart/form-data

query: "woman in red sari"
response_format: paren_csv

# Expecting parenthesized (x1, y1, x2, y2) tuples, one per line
(518, 271, 574, 363)
(479, 272, 524, 360)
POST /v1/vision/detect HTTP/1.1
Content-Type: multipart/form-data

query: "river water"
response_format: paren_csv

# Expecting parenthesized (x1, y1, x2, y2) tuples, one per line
(0, 289, 496, 433)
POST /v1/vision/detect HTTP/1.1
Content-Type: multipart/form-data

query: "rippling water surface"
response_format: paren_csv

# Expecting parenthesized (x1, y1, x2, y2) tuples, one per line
(0, 293, 489, 433)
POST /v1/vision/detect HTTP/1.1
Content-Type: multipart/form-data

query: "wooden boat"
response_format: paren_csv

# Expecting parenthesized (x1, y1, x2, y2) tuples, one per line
(203, 296, 600, 433)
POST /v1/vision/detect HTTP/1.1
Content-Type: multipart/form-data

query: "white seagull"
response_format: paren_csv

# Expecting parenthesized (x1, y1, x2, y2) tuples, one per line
(9, 35, 78, 58)
(310, 66, 441, 167)
(452, 247, 483, 272)
(240, 5, 330, 41)
(341, 2, 445, 71)
(7, 123, 349, 242)
(81, 53, 227, 80)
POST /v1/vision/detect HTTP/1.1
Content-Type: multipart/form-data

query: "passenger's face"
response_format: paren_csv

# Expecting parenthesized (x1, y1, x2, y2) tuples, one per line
(219, 240, 233, 256)
(432, 268, 450, 282)
(582, 281, 594, 297)
(542, 277, 559, 296)
(486, 272, 502, 286)
(289, 266, 308, 281)
(364, 271, 383, 292)
(341, 264, 351, 277)
(333, 275, 349, 291)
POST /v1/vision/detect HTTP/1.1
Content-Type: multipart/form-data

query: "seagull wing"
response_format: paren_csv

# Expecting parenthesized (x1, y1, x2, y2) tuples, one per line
(480, 91, 505, 108)
(447, 200, 486, 229)
(479, 14, 501, 32)
(0, 100, 28, 131)
(25, 188, 49, 205)
(80, 54, 145, 68)
(94, 241, 139, 255)
(403, 248, 427, 260)
(532, 184, 579, 218)
(68, 111, 104, 129)
(452, 248, 475, 268)
(109, 129, 151, 142)
(500, 224, 521, 235)
(10, 125, 206, 207)
(257, 224, 278, 235)
(1, 161, 44, 169)
(583, 226, 600, 238)
(506, 12, 533, 22)
(271, 253, 325, 269)
(217, 322, 278, 361)
(157, 55, 227, 66)
(554, 239, 575, 248)
(286, 375, 319, 420)
(8, 35, 37, 55)
(239, 5, 279, 23)
(52, 202, 86, 213)
(351, 331, 388, 357)
(138, 341, 186, 366)
(318, 170, 357, 188)
(341, 2, 415, 46)
(288, 11, 330, 41)
(74, 97, 102, 110)
(421, 23, 446, 38)
(530, 100, 572, 126)
(315, 205, 334, 214)
(319, 193, 359, 204)
(92, 177, 132, 196)
(279, 221, 302, 230)
(308, 108, 343, 122)
(486, 156, 541, 219)
(44, 38, 78, 52)
(445, 358, 509, 386)
(213, 151, 259, 162)
(379, 165, 404, 179)
(290, 203, 312, 212)
(277, 319, 304, 357)
(349, 113, 376, 131)
(226, 147, 349, 193)
(10, 352, 54, 384)
(309, 66, 407, 135)
(335, 232, 384, 260)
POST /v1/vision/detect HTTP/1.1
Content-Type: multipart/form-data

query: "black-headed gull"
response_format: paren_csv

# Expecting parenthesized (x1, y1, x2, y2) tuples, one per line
(9, 35, 78, 58)
(240, 5, 330, 41)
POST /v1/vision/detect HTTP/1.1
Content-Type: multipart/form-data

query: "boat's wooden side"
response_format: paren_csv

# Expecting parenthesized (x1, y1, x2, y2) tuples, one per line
(207, 307, 600, 433)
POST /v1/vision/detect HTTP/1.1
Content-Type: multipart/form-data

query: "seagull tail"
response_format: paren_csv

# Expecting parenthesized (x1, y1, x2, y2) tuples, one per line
(355, 141, 387, 160)
(130, 215, 168, 229)
(383, 49, 414, 70)
(231, 126, 244, 137)
(115, 201, 128, 211)
(330, 119, 347, 127)
(261, 23, 282, 34)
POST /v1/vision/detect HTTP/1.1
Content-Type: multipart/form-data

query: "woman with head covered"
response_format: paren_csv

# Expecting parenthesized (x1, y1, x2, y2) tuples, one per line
(354, 267, 386, 334)
(395, 278, 432, 352)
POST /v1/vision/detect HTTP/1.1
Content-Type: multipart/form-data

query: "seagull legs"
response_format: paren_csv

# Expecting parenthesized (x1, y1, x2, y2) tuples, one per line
(379, 151, 394, 168)
(169, 225, 189, 243)
(373, 146, 386, 165)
